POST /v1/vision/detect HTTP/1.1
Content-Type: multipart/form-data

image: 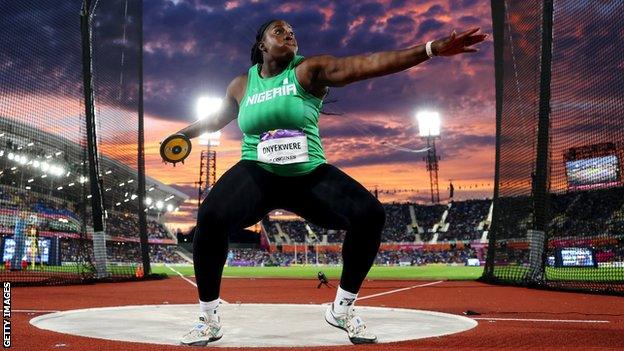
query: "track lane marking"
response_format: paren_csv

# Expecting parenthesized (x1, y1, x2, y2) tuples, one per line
(322, 280, 444, 305)
(164, 264, 229, 304)
(356, 280, 444, 301)
(13, 309, 61, 313)
(472, 317, 609, 323)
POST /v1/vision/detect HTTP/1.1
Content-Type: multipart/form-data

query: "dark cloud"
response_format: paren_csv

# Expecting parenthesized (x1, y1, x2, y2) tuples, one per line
(440, 133, 495, 159)
(386, 15, 416, 35)
(320, 119, 407, 139)
(458, 15, 482, 26)
(353, 2, 386, 17)
(424, 5, 446, 17)
(416, 18, 445, 37)
(450, 0, 480, 11)
(335, 148, 421, 168)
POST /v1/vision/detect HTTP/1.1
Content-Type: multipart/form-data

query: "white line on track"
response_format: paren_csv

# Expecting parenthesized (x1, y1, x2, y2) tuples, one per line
(13, 309, 60, 313)
(472, 317, 609, 323)
(165, 264, 197, 287)
(322, 280, 444, 305)
(164, 264, 229, 304)
(357, 280, 444, 301)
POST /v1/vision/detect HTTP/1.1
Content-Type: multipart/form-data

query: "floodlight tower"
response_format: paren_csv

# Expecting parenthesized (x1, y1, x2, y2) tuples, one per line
(417, 110, 441, 204)
(196, 97, 222, 208)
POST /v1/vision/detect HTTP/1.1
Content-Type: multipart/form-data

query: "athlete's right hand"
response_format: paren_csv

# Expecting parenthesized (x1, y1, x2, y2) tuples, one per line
(432, 27, 488, 56)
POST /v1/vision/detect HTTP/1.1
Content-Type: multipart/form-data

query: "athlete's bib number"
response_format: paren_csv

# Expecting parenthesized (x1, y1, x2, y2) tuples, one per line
(257, 129, 309, 165)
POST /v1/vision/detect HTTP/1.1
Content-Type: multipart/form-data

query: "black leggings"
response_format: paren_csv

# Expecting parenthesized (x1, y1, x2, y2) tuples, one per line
(193, 160, 385, 301)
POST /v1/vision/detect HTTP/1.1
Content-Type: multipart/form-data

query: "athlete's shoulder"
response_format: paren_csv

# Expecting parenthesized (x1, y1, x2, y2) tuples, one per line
(227, 74, 249, 103)
(230, 73, 248, 86)
(295, 55, 337, 79)
(297, 54, 336, 67)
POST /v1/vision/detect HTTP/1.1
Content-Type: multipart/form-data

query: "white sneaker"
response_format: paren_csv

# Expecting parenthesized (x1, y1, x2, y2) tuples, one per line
(180, 312, 223, 346)
(325, 303, 377, 344)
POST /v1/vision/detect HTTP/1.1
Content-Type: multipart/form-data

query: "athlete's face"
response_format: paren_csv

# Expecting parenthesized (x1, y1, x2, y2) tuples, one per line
(261, 20, 297, 61)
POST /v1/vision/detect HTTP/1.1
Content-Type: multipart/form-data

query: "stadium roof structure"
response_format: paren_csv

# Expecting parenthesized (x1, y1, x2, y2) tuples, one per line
(0, 115, 188, 210)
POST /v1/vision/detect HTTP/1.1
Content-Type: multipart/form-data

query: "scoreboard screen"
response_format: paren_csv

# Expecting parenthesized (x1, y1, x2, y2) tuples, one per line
(565, 155, 620, 190)
(564, 143, 621, 191)
(555, 247, 597, 268)
(2, 237, 50, 263)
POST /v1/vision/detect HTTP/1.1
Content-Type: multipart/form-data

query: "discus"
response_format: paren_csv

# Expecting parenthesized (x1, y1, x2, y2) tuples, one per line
(160, 133, 192, 166)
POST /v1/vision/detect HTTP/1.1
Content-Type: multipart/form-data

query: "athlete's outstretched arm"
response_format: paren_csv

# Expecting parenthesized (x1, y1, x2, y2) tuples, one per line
(175, 75, 245, 139)
(300, 27, 487, 88)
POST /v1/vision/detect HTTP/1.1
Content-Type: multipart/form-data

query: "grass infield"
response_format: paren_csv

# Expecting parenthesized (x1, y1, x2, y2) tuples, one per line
(151, 264, 485, 280)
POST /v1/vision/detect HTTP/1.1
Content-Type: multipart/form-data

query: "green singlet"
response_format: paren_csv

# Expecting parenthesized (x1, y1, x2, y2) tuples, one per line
(238, 55, 326, 176)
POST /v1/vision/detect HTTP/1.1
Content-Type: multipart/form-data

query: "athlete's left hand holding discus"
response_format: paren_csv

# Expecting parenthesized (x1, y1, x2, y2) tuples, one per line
(177, 20, 488, 347)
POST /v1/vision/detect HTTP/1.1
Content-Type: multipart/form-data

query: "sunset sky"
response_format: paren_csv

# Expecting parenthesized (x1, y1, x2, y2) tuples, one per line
(1, 0, 497, 231)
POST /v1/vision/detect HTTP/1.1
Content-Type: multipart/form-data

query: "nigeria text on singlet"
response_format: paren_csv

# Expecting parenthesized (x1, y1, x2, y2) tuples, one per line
(237, 55, 326, 176)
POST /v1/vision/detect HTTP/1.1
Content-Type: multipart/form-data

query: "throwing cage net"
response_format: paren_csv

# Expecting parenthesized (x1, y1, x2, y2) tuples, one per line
(0, 0, 160, 285)
(483, 0, 624, 294)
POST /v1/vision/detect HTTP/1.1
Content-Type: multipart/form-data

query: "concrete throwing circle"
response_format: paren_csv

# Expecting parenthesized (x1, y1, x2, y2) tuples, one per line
(31, 303, 478, 347)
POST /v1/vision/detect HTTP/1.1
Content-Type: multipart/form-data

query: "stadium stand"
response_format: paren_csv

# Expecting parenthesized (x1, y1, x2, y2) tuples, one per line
(223, 246, 479, 267)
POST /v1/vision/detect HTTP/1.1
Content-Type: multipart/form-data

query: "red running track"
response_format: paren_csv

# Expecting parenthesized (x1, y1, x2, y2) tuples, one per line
(10, 278, 624, 350)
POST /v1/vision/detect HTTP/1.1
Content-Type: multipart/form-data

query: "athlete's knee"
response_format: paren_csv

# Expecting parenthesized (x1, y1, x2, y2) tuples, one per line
(196, 204, 229, 238)
(354, 198, 385, 233)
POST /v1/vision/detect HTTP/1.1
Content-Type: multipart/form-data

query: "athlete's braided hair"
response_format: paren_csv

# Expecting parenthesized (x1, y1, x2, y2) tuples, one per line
(250, 19, 278, 65)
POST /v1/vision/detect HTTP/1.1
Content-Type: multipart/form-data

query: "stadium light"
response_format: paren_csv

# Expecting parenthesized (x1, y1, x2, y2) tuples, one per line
(416, 110, 441, 137)
(8, 153, 14, 160)
(50, 165, 64, 177)
(145, 197, 152, 205)
(416, 110, 442, 203)
(166, 204, 174, 212)
(196, 97, 222, 120)
(199, 131, 221, 147)
(156, 201, 164, 210)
